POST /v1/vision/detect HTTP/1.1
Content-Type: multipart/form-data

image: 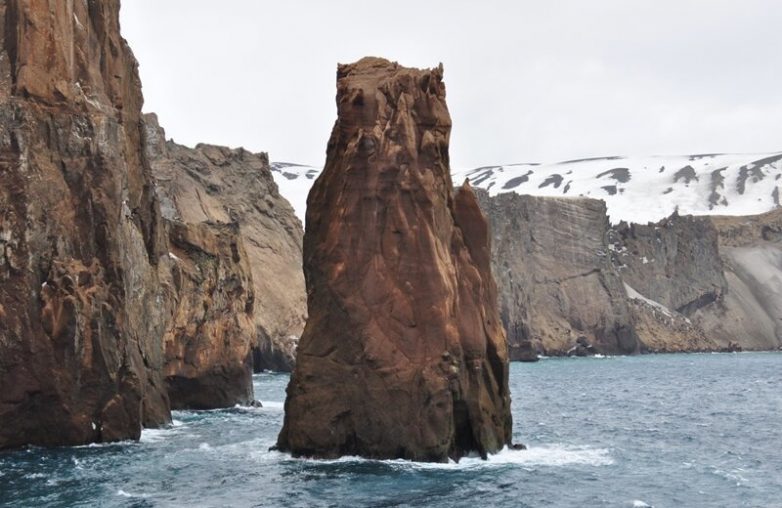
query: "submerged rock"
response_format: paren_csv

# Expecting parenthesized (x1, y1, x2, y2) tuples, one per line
(277, 57, 512, 461)
(512, 339, 540, 362)
(0, 0, 171, 448)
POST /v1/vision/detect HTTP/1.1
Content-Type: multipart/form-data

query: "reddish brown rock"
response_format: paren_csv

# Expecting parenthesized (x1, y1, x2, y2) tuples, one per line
(144, 114, 306, 374)
(0, 0, 171, 448)
(160, 221, 256, 409)
(277, 57, 512, 461)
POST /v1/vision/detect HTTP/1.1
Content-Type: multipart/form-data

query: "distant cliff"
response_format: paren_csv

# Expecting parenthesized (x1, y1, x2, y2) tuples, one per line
(474, 190, 638, 356)
(476, 189, 782, 355)
(145, 114, 306, 373)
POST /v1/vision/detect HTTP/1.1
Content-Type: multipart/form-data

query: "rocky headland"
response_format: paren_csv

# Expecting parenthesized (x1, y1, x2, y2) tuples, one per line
(0, 0, 171, 448)
(0, 0, 306, 449)
(145, 114, 306, 375)
(277, 57, 512, 461)
(475, 190, 782, 356)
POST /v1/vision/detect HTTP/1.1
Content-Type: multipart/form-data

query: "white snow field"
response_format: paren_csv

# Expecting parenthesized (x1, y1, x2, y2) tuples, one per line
(272, 152, 782, 225)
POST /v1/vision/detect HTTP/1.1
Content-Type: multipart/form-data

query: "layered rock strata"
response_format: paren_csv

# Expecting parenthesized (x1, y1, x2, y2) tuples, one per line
(476, 189, 781, 355)
(0, 0, 171, 448)
(144, 114, 306, 373)
(475, 190, 638, 356)
(277, 57, 512, 461)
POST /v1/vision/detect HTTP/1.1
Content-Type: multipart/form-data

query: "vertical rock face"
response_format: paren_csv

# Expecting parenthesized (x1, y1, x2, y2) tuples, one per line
(277, 57, 512, 461)
(144, 114, 306, 373)
(160, 219, 256, 409)
(0, 0, 171, 448)
(475, 190, 638, 356)
(612, 214, 727, 316)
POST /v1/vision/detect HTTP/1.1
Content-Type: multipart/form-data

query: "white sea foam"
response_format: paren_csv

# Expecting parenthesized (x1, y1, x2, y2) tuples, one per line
(632, 501, 653, 508)
(117, 489, 149, 499)
(281, 444, 613, 470)
(259, 401, 284, 410)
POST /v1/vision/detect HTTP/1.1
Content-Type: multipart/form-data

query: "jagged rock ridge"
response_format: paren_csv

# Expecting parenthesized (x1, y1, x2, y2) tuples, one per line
(277, 57, 512, 461)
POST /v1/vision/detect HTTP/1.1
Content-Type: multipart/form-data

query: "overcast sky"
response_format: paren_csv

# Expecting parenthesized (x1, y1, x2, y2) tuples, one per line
(121, 1, 782, 169)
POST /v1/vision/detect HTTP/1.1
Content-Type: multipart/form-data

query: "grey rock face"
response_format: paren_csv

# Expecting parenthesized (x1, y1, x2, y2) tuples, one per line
(474, 189, 638, 356)
(612, 213, 727, 316)
(475, 190, 782, 355)
(693, 210, 782, 350)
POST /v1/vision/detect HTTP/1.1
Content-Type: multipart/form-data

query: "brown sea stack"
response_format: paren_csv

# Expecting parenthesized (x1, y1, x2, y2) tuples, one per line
(0, 0, 171, 448)
(277, 57, 512, 461)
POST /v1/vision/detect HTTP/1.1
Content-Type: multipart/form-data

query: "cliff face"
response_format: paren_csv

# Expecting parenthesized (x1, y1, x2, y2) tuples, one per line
(692, 210, 782, 350)
(144, 115, 306, 372)
(160, 220, 256, 409)
(475, 190, 637, 356)
(0, 0, 171, 448)
(474, 190, 781, 355)
(277, 57, 512, 461)
(612, 214, 728, 316)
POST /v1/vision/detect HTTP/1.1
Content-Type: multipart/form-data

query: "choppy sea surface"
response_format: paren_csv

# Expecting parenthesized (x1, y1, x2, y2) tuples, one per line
(2, 353, 781, 507)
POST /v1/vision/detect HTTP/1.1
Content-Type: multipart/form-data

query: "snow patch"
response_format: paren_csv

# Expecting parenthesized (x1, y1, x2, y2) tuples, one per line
(624, 283, 674, 317)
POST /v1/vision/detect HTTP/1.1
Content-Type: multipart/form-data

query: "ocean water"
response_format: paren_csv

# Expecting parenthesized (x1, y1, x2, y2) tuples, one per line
(1, 353, 781, 507)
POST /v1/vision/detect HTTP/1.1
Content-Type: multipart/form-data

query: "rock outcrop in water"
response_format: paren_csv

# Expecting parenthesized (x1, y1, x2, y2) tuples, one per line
(145, 114, 306, 377)
(0, 0, 171, 448)
(277, 57, 512, 461)
(158, 218, 256, 409)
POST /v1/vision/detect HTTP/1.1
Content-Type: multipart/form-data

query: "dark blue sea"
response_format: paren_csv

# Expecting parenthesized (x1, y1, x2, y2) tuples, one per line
(2, 353, 781, 507)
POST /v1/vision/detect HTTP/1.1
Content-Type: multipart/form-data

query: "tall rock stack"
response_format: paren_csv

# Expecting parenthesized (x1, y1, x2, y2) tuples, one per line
(0, 0, 171, 448)
(277, 57, 512, 461)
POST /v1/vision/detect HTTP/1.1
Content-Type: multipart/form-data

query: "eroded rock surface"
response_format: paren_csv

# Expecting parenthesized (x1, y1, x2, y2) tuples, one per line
(160, 220, 256, 409)
(0, 0, 171, 448)
(145, 115, 306, 373)
(692, 210, 782, 350)
(277, 57, 512, 461)
(475, 190, 638, 356)
(613, 214, 727, 316)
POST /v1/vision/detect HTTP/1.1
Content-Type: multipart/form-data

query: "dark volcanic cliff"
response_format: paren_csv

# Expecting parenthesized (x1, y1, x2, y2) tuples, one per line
(145, 115, 306, 375)
(0, 0, 171, 448)
(475, 190, 638, 356)
(277, 57, 512, 461)
(475, 188, 781, 355)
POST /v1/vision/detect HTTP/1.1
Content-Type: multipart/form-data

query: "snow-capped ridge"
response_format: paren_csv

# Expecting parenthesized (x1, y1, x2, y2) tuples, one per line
(271, 152, 782, 225)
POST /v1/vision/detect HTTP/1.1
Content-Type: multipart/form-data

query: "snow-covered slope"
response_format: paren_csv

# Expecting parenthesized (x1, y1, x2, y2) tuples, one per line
(453, 152, 782, 224)
(270, 162, 319, 223)
(272, 152, 782, 224)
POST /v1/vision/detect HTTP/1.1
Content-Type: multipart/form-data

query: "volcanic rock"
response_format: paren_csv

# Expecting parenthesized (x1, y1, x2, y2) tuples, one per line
(0, 0, 171, 448)
(693, 209, 782, 349)
(474, 190, 638, 356)
(145, 114, 306, 381)
(277, 57, 512, 461)
(159, 220, 256, 409)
